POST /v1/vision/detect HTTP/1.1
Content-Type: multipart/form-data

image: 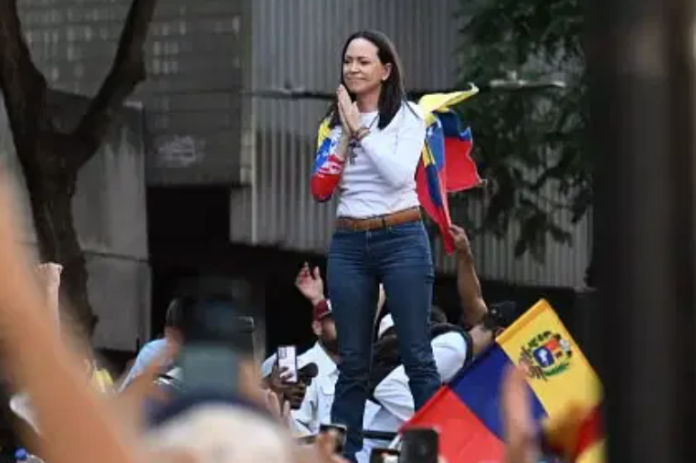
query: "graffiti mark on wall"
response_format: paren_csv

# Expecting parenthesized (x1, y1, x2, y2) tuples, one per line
(156, 135, 205, 168)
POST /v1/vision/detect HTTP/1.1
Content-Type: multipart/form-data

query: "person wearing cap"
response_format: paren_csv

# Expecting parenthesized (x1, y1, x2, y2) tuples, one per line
(287, 293, 340, 436)
(259, 265, 339, 435)
(260, 265, 340, 384)
(262, 264, 386, 383)
(356, 224, 517, 462)
(262, 265, 387, 435)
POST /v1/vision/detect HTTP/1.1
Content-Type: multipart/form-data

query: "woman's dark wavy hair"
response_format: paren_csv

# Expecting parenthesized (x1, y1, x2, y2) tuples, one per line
(327, 30, 406, 130)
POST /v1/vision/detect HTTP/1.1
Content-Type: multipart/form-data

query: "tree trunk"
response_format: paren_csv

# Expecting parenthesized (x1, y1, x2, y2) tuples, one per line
(19, 147, 96, 337)
(0, 0, 158, 337)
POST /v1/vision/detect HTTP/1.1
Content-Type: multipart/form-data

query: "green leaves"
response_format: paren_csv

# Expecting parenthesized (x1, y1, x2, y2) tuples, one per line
(455, 0, 588, 262)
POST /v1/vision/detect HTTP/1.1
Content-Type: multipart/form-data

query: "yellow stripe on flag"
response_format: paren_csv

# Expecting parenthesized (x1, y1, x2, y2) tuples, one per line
(418, 85, 479, 126)
(417, 86, 480, 113)
(496, 299, 602, 417)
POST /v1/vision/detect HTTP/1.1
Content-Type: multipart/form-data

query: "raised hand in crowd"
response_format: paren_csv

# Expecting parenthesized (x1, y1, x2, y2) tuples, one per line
(0, 175, 142, 463)
(501, 367, 540, 463)
(266, 363, 289, 395)
(296, 262, 325, 305)
(297, 430, 349, 463)
(265, 388, 292, 425)
(449, 224, 472, 257)
(450, 224, 488, 328)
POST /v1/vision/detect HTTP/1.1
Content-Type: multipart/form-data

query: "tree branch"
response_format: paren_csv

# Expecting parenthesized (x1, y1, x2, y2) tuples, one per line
(71, 0, 158, 170)
(0, 0, 49, 148)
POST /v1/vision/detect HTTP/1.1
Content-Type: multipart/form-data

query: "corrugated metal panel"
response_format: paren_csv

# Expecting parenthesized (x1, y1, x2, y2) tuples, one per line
(18, 0, 249, 186)
(250, 0, 461, 134)
(231, 0, 590, 287)
(88, 255, 151, 351)
(0, 90, 151, 349)
(432, 193, 591, 288)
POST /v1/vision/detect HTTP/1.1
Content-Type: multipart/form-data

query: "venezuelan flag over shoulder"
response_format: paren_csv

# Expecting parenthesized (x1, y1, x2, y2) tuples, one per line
(314, 86, 483, 252)
(403, 300, 604, 463)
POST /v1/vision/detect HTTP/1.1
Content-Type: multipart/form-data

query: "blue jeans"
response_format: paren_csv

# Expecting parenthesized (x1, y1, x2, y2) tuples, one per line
(327, 220, 441, 461)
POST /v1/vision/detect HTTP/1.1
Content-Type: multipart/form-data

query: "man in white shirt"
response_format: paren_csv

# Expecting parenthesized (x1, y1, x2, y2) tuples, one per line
(260, 298, 338, 378)
(261, 264, 339, 380)
(357, 225, 518, 462)
(288, 306, 339, 436)
(292, 295, 393, 437)
(260, 296, 339, 416)
(258, 264, 340, 434)
(262, 264, 386, 381)
(261, 264, 387, 435)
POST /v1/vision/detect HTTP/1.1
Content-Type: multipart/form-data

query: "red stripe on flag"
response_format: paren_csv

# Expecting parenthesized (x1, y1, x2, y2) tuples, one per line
(572, 404, 603, 460)
(443, 138, 482, 193)
(403, 388, 504, 463)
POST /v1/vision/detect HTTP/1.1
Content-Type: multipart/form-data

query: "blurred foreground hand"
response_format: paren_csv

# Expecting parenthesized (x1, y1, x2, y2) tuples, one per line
(501, 367, 541, 463)
(296, 431, 349, 463)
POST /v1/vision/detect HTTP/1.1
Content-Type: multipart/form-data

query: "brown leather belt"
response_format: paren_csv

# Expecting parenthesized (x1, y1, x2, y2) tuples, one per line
(335, 207, 422, 232)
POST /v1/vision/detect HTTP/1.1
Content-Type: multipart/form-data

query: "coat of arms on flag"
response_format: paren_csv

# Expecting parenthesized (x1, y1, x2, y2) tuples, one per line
(402, 300, 604, 463)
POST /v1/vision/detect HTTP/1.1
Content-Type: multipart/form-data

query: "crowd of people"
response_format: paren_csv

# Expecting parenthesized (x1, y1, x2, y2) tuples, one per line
(0, 28, 563, 463)
(253, 224, 517, 463)
(0, 192, 545, 463)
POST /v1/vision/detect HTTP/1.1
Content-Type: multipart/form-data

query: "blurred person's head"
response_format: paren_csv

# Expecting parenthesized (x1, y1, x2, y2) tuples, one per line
(144, 293, 292, 462)
(468, 301, 517, 354)
(145, 403, 296, 463)
(145, 292, 266, 412)
(330, 30, 406, 130)
(312, 300, 338, 356)
(181, 293, 260, 391)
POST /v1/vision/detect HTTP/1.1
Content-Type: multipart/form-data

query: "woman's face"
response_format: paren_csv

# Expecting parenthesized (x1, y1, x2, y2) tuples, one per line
(342, 38, 391, 97)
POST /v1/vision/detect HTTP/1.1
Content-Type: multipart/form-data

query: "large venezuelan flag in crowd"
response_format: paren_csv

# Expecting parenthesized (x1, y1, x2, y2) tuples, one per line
(403, 300, 604, 463)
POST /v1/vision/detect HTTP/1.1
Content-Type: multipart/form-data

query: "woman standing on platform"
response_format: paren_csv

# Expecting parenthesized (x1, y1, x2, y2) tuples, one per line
(310, 30, 440, 461)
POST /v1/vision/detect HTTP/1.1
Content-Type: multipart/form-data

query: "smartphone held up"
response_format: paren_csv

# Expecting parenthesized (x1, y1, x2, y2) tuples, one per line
(277, 345, 299, 383)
